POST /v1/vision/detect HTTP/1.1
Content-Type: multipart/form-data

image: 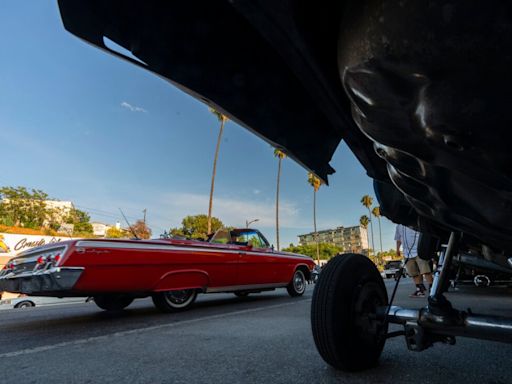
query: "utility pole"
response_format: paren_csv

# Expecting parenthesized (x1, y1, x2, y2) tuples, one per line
(143, 208, 147, 224)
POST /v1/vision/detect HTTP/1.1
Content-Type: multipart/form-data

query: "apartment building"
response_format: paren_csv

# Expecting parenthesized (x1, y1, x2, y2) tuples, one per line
(298, 225, 369, 254)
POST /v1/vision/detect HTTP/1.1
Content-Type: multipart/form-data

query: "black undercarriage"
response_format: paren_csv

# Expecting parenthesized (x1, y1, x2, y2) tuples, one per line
(56, 0, 512, 371)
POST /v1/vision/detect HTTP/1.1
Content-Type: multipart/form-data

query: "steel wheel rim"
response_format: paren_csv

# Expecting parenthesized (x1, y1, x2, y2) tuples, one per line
(164, 290, 195, 307)
(353, 282, 387, 341)
(293, 271, 305, 293)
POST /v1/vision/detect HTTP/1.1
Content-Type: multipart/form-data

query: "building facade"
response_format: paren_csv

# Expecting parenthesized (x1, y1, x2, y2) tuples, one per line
(44, 200, 74, 223)
(298, 225, 369, 254)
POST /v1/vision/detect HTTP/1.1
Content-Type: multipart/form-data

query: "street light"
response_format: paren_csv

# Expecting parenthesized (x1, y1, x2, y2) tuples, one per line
(246, 218, 259, 228)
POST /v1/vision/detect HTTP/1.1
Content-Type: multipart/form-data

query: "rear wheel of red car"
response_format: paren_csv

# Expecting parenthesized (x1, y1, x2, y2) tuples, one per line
(287, 269, 306, 297)
(93, 295, 134, 311)
(152, 289, 197, 313)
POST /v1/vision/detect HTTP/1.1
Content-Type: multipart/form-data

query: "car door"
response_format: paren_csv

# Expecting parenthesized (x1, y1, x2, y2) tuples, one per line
(236, 231, 284, 286)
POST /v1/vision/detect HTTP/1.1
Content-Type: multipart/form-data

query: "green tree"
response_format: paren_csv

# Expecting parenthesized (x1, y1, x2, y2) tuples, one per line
(282, 243, 342, 260)
(274, 148, 286, 251)
(0, 186, 49, 228)
(372, 206, 383, 254)
(207, 108, 228, 235)
(361, 195, 375, 256)
(307, 173, 322, 263)
(359, 215, 371, 257)
(65, 208, 93, 234)
(373, 248, 401, 271)
(170, 214, 224, 240)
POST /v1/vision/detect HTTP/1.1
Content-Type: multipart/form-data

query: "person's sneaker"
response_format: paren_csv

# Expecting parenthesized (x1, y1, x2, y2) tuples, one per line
(409, 290, 426, 298)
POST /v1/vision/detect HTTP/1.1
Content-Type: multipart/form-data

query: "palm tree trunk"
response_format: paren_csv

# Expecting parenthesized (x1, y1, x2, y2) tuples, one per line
(314, 189, 319, 264)
(367, 207, 375, 257)
(366, 227, 371, 257)
(378, 216, 383, 253)
(275, 156, 282, 251)
(207, 118, 225, 234)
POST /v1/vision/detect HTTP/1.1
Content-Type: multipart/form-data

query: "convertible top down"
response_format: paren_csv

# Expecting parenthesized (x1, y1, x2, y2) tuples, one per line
(0, 228, 314, 312)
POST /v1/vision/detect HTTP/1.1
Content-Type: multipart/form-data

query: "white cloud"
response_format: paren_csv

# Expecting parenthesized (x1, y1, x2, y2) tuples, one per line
(253, 189, 261, 195)
(156, 192, 311, 230)
(120, 101, 147, 113)
(80, 190, 349, 247)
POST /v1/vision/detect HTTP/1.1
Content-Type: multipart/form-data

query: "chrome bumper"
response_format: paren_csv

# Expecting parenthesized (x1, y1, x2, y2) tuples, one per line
(0, 267, 84, 294)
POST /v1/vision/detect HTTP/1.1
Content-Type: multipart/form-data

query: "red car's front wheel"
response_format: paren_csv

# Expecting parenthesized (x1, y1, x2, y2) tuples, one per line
(287, 270, 306, 297)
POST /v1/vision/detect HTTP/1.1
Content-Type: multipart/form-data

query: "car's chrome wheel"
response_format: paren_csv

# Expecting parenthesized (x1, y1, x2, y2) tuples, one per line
(287, 270, 306, 297)
(474, 275, 491, 287)
(165, 290, 196, 307)
(152, 289, 197, 313)
(15, 301, 34, 309)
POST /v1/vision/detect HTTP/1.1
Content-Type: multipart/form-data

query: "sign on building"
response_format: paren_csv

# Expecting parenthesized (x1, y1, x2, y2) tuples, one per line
(0, 233, 74, 268)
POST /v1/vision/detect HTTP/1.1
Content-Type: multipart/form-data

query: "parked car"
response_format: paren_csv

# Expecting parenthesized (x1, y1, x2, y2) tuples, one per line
(0, 296, 86, 310)
(383, 260, 403, 279)
(311, 265, 321, 283)
(0, 228, 314, 312)
(450, 252, 512, 288)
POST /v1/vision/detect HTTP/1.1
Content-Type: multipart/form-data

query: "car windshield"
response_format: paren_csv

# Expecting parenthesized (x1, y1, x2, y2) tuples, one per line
(385, 261, 401, 269)
(209, 229, 270, 248)
(209, 229, 232, 244)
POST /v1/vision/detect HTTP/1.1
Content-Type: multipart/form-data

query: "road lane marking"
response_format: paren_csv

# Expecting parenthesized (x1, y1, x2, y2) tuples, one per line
(0, 298, 312, 358)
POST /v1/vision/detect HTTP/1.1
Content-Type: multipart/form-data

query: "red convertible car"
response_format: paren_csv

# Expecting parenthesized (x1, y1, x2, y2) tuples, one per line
(0, 228, 314, 312)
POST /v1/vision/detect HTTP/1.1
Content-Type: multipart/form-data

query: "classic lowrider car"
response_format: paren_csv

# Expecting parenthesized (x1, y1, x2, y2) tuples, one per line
(0, 228, 314, 312)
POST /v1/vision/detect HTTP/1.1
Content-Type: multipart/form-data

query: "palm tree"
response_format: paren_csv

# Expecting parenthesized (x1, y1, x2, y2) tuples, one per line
(274, 149, 286, 251)
(361, 195, 375, 257)
(372, 206, 383, 254)
(359, 215, 370, 257)
(207, 108, 228, 234)
(308, 172, 322, 263)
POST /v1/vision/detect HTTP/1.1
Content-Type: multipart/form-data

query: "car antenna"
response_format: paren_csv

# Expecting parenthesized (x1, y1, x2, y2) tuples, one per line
(119, 208, 140, 240)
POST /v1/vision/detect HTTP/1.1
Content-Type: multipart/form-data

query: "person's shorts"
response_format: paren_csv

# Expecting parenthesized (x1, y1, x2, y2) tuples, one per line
(405, 257, 431, 277)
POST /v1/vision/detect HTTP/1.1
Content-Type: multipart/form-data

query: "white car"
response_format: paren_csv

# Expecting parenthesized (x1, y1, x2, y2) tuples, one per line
(382, 260, 404, 279)
(0, 296, 86, 309)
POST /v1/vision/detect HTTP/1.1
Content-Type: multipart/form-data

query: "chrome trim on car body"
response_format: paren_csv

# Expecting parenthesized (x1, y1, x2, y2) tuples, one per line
(205, 283, 285, 293)
(0, 267, 84, 294)
(74, 240, 313, 261)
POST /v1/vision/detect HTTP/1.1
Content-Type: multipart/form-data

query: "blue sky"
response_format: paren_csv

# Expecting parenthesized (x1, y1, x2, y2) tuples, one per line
(0, 1, 397, 251)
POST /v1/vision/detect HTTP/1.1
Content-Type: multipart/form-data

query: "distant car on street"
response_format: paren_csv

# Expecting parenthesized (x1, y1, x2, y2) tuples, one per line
(311, 265, 322, 283)
(0, 296, 86, 310)
(383, 260, 404, 279)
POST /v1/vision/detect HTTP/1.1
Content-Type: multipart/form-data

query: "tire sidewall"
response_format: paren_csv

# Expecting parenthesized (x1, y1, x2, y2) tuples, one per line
(153, 289, 197, 312)
(16, 301, 33, 309)
(164, 290, 197, 309)
(287, 270, 306, 296)
(94, 295, 133, 311)
(312, 254, 388, 371)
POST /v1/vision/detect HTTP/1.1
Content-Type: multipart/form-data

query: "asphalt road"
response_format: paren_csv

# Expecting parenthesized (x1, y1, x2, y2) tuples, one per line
(0, 279, 511, 384)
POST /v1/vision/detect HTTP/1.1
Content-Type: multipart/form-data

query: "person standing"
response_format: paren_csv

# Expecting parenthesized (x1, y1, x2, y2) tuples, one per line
(395, 224, 433, 297)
